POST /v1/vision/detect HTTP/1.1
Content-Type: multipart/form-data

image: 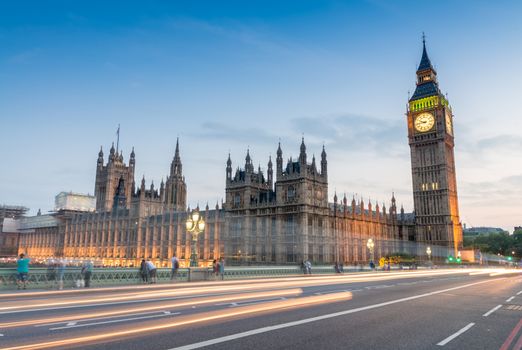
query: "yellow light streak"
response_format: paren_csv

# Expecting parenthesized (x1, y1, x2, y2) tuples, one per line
(490, 270, 522, 277)
(1, 292, 352, 350)
(0, 289, 303, 329)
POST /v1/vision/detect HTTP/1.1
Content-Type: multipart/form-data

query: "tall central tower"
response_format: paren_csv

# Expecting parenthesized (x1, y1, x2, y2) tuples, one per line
(407, 37, 462, 255)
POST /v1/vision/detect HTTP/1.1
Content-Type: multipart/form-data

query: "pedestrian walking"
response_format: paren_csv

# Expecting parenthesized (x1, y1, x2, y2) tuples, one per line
(334, 262, 340, 274)
(146, 259, 157, 283)
(218, 257, 225, 280)
(212, 259, 218, 279)
(139, 259, 149, 283)
(305, 260, 312, 274)
(57, 259, 66, 290)
(81, 261, 93, 288)
(171, 255, 179, 282)
(16, 253, 30, 290)
(47, 260, 57, 287)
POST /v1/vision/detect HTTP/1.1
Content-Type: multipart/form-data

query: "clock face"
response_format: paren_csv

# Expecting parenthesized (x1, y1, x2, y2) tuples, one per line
(414, 112, 435, 132)
(445, 113, 453, 135)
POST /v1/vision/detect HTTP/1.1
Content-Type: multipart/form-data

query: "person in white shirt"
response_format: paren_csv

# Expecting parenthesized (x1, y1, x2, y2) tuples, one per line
(146, 259, 157, 284)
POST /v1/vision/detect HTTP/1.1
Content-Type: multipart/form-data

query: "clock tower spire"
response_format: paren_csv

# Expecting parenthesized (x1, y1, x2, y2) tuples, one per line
(407, 36, 462, 257)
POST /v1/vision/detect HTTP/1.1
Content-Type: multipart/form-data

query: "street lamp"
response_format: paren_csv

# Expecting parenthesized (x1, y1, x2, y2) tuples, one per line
(366, 238, 375, 266)
(186, 209, 205, 267)
(426, 246, 432, 262)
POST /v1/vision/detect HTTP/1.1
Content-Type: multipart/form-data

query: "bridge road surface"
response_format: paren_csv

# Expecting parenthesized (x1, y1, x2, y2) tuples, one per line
(1, 269, 521, 350)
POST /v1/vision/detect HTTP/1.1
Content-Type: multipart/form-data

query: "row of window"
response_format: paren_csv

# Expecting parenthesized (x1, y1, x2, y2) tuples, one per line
(421, 182, 439, 191)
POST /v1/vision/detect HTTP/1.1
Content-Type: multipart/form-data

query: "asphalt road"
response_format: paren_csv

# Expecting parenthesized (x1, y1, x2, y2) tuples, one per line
(1, 268, 521, 350)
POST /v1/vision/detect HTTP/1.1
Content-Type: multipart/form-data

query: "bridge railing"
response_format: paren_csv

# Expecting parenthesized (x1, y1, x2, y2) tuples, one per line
(0, 265, 371, 290)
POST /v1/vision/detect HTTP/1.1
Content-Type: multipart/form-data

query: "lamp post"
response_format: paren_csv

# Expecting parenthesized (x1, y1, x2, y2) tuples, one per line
(426, 246, 432, 263)
(186, 209, 205, 267)
(366, 238, 375, 266)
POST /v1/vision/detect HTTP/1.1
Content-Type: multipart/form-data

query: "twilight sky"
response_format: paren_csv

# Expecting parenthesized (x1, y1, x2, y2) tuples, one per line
(1, 1, 521, 232)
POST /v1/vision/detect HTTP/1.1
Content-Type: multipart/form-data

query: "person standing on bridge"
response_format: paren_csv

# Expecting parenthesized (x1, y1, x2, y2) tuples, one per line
(171, 254, 179, 282)
(16, 253, 30, 290)
(218, 257, 225, 280)
(57, 259, 66, 290)
(139, 259, 149, 284)
(81, 260, 93, 288)
(146, 259, 157, 284)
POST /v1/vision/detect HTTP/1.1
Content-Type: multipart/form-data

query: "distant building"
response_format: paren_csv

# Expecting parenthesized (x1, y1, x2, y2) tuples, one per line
(55, 192, 96, 212)
(0, 205, 28, 220)
(0, 205, 28, 257)
(463, 227, 506, 237)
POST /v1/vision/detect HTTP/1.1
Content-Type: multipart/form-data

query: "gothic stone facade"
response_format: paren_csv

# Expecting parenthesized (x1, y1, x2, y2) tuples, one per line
(407, 39, 463, 256)
(18, 138, 409, 267)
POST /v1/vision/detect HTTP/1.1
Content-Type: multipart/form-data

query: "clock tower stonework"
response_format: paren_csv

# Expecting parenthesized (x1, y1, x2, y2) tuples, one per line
(407, 38, 462, 256)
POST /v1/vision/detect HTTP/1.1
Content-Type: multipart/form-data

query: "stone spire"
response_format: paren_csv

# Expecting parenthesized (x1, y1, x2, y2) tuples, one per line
(129, 147, 135, 167)
(97, 146, 104, 167)
(245, 149, 254, 173)
(226, 153, 232, 180)
(170, 138, 182, 177)
(109, 142, 116, 162)
(276, 141, 283, 178)
(410, 34, 440, 101)
(267, 155, 273, 186)
(299, 137, 307, 165)
(321, 144, 327, 177)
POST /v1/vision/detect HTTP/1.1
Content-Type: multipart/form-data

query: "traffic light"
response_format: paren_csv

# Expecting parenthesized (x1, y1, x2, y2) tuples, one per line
(508, 256, 513, 261)
(448, 256, 454, 262)
(456, 257, 461, 263)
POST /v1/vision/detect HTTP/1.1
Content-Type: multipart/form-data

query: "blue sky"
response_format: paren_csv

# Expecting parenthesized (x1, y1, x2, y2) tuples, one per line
(1, 0, 521, 231)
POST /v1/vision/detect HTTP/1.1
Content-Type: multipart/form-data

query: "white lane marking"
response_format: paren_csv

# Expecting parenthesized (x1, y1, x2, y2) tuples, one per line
(49, 312, 180, 330)
(517, 291, 522, 295)
(35, 310, 171, 327)
(365, 285, 393, 290)
(168, 279, 501, 350)
(506, 296, 515, 302)
(314, 290, 351, 295)
(231, 297, 286, 307)
(217, 297, 286, 307)
(351, 289, 363, 292)
(436, 323, 475, 346)
(483, 304, 502, 317)
(397, 282, 417, 285)
(66, 322, 77, 326)
(0, 334, 3, 336)
(215, 302, 238, 307)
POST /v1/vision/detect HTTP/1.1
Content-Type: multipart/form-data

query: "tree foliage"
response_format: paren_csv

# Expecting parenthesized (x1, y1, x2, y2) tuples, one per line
(464, 230, 522, 257)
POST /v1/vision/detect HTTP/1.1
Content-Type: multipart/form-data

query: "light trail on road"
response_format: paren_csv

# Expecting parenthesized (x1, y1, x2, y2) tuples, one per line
(0, 292, 352, 350)
(0, 269, 493, 313)
(0, 288, 303, 329)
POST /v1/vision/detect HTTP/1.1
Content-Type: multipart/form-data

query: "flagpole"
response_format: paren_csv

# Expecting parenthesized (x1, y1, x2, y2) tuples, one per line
(116, 124, 120, 154)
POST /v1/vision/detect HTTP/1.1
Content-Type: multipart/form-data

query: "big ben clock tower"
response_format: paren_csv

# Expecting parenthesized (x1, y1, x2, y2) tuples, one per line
(407, 37, 462, 256)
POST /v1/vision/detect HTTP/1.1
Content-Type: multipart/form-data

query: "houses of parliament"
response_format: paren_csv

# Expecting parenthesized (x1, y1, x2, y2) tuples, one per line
(8, 40, 463, 267)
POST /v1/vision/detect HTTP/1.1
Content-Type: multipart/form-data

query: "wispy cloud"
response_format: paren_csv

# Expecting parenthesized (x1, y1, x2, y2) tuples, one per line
(291, 113, 408, 157)
(196, 121, 278, 144)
